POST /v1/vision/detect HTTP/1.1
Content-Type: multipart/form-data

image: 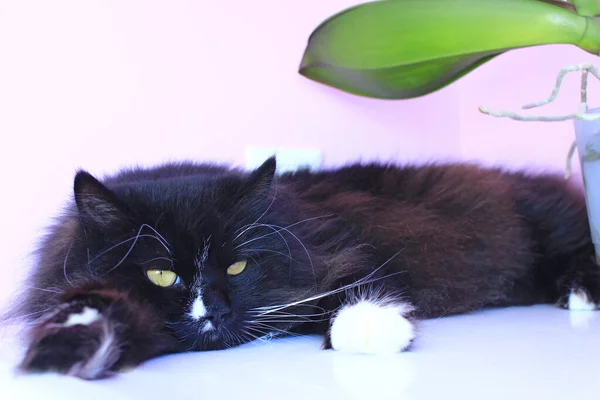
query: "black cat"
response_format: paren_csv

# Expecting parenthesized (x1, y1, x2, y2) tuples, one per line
(8, 157, 600, 379)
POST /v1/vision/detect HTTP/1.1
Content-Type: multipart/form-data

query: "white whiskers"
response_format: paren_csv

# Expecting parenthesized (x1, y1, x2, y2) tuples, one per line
(63, 240, 75, 287)
(236, 223, 293, 268)
(253, 249, 405, 315)
(139, 256, 175, 266)
(23, 286, 62, 294)
(138, 223, 172, 255)
(234, 214, 334, 250)
(232, 182, 279, 242)
(79, 224, 173, 276)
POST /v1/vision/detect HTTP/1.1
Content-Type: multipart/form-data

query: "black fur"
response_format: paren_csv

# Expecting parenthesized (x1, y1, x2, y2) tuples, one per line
(7, 157, 599, 379)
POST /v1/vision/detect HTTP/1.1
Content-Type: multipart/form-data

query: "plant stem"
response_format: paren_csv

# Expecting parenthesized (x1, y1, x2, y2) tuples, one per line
(480, 63, 600, 121)
(582, 68, 589, 104)
(478, 107, 600, 121)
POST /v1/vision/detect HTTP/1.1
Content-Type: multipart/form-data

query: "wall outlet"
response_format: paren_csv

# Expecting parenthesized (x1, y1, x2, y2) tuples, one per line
(245, 146, 322, 174)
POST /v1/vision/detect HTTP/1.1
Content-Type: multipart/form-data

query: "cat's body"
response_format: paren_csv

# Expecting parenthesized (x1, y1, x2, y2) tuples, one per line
(10, 158, 600, 379)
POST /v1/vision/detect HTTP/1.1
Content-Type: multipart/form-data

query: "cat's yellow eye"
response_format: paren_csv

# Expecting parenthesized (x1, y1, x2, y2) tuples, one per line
(227, 260, 247, 276)
(146, 269, 180, 287)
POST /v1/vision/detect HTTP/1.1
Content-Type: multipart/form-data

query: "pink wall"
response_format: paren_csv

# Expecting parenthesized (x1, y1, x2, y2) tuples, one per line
(0, 1, 598, 310)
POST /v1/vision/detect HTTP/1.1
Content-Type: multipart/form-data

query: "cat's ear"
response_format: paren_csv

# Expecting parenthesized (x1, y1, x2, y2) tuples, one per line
(74, 171, 129, 228)
(243, 157, 276, 198)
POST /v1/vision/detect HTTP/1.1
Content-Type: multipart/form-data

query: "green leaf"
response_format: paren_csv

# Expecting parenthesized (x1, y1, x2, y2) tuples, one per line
(301, 52, 500, 99)
(573, 0, 600, 16)
(299, 0, 600, 99)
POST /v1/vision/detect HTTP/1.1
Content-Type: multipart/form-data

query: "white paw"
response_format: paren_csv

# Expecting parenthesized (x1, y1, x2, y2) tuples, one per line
(330, 300, 415, 355)
(568, 290, 598, 311)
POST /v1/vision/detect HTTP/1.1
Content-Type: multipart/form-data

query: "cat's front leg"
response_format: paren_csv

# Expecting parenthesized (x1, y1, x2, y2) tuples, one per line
(19, 285, 178, 379)
(324, 291, 417, 355)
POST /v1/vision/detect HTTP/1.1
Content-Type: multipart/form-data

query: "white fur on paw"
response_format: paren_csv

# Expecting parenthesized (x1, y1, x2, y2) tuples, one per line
(330, 300, 415, 355)
(62, 307, 101, 327)
(67, 320, 120, 380)
(568, 290, 597, 311)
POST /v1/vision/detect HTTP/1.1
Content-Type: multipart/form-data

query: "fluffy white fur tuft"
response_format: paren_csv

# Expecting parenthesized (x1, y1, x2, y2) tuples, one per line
(568, 290, 597, 311)
(62, 307, 101, 327)
(67, 319, 121, 380)
(330, 299, 415, 355)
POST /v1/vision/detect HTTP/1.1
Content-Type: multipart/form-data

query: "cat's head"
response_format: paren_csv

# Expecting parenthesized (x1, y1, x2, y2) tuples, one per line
(66, 157, 320, 350)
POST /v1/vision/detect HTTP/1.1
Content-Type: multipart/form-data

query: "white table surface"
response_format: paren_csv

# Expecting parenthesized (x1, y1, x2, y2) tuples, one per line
(0, 305, 598, 400)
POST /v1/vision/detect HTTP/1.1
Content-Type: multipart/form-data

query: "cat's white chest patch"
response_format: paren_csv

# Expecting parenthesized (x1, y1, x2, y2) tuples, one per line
(330, 300, 415, 355)
(62, 307, 101, 327)
(190, 290, 208, 320)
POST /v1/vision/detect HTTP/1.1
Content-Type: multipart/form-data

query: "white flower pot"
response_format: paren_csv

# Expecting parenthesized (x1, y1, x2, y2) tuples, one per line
(573, 106, 600, 263)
